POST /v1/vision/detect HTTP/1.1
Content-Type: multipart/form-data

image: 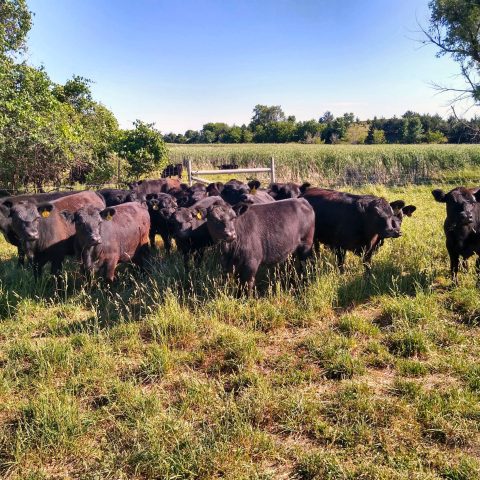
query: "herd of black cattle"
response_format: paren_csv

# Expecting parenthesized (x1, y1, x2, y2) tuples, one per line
(0, 175, 478, 292)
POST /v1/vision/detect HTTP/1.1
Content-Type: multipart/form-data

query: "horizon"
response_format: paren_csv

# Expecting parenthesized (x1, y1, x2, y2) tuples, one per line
(26, 0, 478, 133)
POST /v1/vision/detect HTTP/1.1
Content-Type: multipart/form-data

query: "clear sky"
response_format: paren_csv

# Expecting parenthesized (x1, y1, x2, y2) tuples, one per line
(25, 0, 476, 132)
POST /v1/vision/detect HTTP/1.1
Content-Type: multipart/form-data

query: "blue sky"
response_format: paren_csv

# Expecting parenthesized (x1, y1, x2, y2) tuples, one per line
(26, 0, 473, 132)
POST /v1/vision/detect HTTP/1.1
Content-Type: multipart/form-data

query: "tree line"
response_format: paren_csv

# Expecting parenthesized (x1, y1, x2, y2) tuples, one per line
(163, 104, 480, 145)
(0, 0, 168, 191)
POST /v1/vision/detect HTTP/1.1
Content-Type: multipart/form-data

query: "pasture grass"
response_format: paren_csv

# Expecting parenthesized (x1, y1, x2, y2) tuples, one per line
(0, 184, 480, 478)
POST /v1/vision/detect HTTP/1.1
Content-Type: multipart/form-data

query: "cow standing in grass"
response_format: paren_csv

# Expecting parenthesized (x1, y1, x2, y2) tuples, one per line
(6, 191, 105, 279)
(65, 202, 150, 282)
(432, 187, 480, 282)
(205, 198, 315, 294)
(301, 187, 416, 272)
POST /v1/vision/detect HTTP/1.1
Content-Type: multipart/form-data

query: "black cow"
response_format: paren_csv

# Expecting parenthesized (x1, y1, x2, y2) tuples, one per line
(301, 187, 416, 272)
(207, 182, 224, 196)
(65, 202, 150, 282)
(217, 164, 239, 170)
(161, 163, 183, 179)
(7, 191, 105, 278)
(128, 178, 181, 202)
(169, 196, 226, 266)
(145, 193, 178, 252)
(97, 188, 138, 206)
(0, 191, 78, 266)
(432, 187, 480, 282)
(268, 182, 302, 200)
(206, 199, 315, 294)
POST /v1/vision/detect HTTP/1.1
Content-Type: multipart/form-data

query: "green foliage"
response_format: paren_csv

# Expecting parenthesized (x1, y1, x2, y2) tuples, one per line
(0, 0, 31, 57)
(425, 129, 448, 143)
(118, 120, 168, 178)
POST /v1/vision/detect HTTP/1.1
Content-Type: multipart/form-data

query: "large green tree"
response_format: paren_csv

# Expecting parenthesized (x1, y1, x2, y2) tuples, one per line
(118, 120, 168, 178)
(423, 0, 480, 104)
(0, 0, 31, 57)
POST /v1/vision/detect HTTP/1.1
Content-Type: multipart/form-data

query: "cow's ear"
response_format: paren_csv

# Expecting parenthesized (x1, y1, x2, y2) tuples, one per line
(390, 200, 406, 214)
(300, 182, 311, 194)
(248, 180, 261, 192)
(432, 189, 446, 203)
(473, 189, 480, 202)
(233, 202, 250, 216)
(37, 203, 54, 218)
(402, 205, 416, 217)
(100, 208, 116, 221)
(193, 209, 204, 220)
(2, 200, 13, 209)
(269, 183, 279, 193)
(61, 210, 75, 223)
(146, 193, 158, 201)
(356, 198, 372, 213)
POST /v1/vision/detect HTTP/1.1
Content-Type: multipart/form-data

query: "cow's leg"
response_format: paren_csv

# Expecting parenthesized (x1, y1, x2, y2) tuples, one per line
(17, 246, 25, 267)
(238, 261, 259, 297)
(334, 248, 346, 272)
(362, 249, 374, 275)
(133, 244, 150, 270)
(32, 261, 43, 281)
(149, 229, 157, 249)
(461, 257, 469, 272)
(475, 256, 480, 287)
(448, 248, 460, 283)
(160, 233, 172, 254)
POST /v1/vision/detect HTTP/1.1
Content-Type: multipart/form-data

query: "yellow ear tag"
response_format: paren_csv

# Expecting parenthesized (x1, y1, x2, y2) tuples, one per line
(106, 213, 113, 221)
(250, 188, 257, 195)
(196, 211, 203, 220)
(41, 210, 50, 218)
(152, 205, 159, 210)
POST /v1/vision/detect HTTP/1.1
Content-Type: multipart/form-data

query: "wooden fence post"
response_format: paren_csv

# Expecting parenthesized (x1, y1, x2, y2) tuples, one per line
(270, 156, 276, 184)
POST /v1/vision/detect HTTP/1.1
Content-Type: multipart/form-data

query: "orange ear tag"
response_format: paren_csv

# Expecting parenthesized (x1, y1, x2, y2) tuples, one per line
(41, 210, 50, 218)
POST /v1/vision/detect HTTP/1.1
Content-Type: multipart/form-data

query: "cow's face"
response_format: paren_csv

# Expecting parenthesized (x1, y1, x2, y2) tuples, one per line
(9, 201, 47, 243)
(64, 206, 104, 247)
(188, 184, 207, 204)
(360, 198, 403, 239)
(206, 204, 239, 242)
(170, 208, 201, 239)
(148, 194, 177, 220)
(432, 187, 480, 228)
(207, 182, 224, 197)
(220, 182, 249, 206)
(269, 183, 300, 200)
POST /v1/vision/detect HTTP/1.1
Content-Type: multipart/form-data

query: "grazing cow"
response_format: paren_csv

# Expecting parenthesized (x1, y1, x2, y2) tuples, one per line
(205, 199, 315, 294)
(65, 202, 150, 282)
(239, 181, 274, 205)
(432, 187, 480, 282)
(268, 182, 302, 200)
(7, 191, 105, 279)
(207, 182, 224, 196)
(169, 196, 226, 266)
(0, 191, 78, 266)
(217, 163, 239, 170)
(128, 178, 181, 201)
(301, 187, 416, 272)
(97, 188, 138, 206)
(145, 193, 178, 251)
(161, 163, 183, 179)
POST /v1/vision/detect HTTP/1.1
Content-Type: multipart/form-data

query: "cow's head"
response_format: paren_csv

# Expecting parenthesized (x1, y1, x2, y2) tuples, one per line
(206, 182, 224, 197)
(7, 201, 53, 243)
(220, 181, 249, 206)
(357, 197, 409, 239)
(432, 187, 480, 229)
(170, 207, 203, 240)
(268, 182, 300, 200)
(63, 206, 115, 247)
(206, 203, 247, 243)
(147, 193, 177, 220)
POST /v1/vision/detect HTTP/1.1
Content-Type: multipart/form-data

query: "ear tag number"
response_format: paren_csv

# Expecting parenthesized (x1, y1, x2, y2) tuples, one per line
(41, 210, 50, 218)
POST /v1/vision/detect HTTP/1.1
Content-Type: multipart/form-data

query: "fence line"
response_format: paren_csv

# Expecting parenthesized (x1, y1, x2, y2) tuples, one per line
(186, 156, 276, 186)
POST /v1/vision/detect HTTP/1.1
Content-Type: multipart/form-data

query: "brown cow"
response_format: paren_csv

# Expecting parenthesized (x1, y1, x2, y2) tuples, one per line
(65, 202, 150, 282)
(7, 191, 105, 279)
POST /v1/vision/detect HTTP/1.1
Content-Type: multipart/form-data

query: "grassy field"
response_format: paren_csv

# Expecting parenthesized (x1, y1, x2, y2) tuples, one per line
(0, 183, 480, 479)
(168, 143, 480, 187)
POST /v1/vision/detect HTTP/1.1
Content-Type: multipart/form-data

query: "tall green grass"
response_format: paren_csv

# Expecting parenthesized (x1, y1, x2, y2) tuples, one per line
(0, 185, 479, 478)
(168, 143, 480, 186)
